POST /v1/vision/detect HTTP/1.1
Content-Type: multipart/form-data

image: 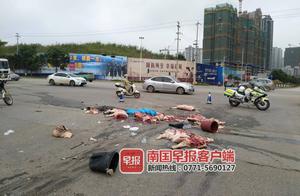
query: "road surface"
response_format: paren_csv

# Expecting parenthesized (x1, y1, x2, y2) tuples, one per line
(0, 78, 299, 196)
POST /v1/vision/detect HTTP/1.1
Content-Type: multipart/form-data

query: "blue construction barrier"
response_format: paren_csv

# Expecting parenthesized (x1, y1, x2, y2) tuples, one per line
(196, 64, 223, 85)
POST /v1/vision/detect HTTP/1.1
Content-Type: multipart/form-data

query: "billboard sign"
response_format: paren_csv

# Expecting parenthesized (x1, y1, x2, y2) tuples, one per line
(68, 53, 127, 80)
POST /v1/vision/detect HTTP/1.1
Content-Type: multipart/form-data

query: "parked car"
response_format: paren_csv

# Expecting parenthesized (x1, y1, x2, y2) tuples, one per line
(249, 78, 275, 91)
(10, 72, 20, 81)
(47, 72, 87, 86)
(143, 76, 194, 95)
(75, 72, 95, 82)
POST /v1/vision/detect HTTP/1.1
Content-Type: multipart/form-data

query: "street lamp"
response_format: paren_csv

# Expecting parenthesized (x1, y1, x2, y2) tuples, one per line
(139, 36, 144, 81)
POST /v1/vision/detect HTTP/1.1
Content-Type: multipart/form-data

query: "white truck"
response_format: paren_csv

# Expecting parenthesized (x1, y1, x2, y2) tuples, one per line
(0, 58, 13, 105)
(0, 58, 10, 80)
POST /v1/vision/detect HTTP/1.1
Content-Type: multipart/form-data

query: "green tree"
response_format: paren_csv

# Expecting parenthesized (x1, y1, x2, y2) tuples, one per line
(178, 54, 186, 60)
(0, 39, 7, 47)
(18, 45, 41, 74)
(46, 47, 66, 72)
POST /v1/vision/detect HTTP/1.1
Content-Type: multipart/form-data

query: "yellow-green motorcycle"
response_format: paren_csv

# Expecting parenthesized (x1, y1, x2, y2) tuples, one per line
(224, 87, 270, 111)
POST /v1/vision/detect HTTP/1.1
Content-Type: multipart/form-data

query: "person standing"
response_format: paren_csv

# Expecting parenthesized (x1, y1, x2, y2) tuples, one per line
(224, 78, 228, 90)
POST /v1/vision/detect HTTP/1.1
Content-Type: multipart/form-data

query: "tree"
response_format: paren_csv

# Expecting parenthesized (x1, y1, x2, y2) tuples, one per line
(18, 45, 41, 74)
(178, 54, 186, 60)
(46, 47, 66, 72)
(0, 39, 7, 47)
(271, 69, 300, 84)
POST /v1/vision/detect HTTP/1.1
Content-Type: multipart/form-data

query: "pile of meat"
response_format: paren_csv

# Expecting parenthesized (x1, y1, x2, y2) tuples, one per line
(134, 112, 181, 123)
(52, 125, 73, 138)
(84, 105, 115, 115)
(157, 128, 214, 149)
(187, 114, 225, 129)
(104, 109, 128, 120)
(172, 104, 195, 111)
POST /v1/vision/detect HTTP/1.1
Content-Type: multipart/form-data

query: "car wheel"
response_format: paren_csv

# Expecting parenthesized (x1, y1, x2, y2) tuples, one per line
(49, 79, 55, 85)
(147, 85, 155, 93)
(89, 80, 93, 82)
(176, 87, 185, 95)
(70, 80, 75, 86)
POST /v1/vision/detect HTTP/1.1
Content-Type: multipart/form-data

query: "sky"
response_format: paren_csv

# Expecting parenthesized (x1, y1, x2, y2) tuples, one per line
(1, 0, 300, 54)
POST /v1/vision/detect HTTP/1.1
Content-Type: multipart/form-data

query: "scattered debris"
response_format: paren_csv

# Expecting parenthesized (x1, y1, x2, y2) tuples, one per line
(130, 132, 137, 136)
(134, 112, 177, 124)
(89, 151, 119, 176)
(85, 107, 99, 115)
(169, 121, 192, 129)
(129, 127, 139, 131)
(126, 108, 157, 116)
(18, 150, 24, 153)
(70, 142, 84, 150)
(187, 114, 225, 133)
(123, 125, 131, 129)
(90, 137, 97, 142)
(4, 130, 15, 136)
(84, 105, 115, 114)
(114, 144, 120, 147)
(141, 137, 147, 144)
(97, 121, 101, 124)
(104, 109, 128, 119)
(97, 105, 115, 112)
(35, 110, 42, 112)
(52, 125, 73, 138)
(172, 105, 195, 111)
(157, 128, 214, 149)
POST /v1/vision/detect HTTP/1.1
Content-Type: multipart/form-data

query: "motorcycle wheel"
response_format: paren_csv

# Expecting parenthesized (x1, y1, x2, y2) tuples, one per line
(134, 93, 141, 98)
(3, 90, 13, 106)
(229, 98, 240, 107)
(255, 99, 270, 111)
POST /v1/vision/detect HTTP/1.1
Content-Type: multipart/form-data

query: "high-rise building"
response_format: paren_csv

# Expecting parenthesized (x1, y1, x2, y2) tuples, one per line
(262, 15, 274, 70)
(184, 46, 202, 63)
(284, 47, 300, 67)
(271, 47, 284, 70)
(203, 3, 237, 64)
(202, 3, 273, 71)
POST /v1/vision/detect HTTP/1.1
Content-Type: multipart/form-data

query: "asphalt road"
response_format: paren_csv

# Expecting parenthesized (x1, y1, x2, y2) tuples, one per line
(0, 78, 299, 196)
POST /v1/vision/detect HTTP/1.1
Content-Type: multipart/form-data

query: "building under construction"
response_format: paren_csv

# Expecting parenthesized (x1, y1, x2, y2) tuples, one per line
(203, 3, 273, 74)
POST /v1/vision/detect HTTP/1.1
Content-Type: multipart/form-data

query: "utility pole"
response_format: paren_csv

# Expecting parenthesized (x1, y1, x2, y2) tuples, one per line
(139, 36, 144, 81)
(241, 48, 244, 81)
(176, 21, 181, 78)
(15, 33, 20, 55)
(193, 21, 200, 84)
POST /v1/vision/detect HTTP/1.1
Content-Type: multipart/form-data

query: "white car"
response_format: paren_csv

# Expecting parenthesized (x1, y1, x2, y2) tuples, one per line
(48, 72, 87, 86)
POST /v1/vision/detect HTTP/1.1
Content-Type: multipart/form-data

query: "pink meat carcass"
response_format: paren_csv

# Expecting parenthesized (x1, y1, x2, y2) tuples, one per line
(172, 133, 214, 149)
(156, 129, 190, 142)
(157, 129, 213, 149)
(105, 109, 128, 119)
(173, 105, 195, 111)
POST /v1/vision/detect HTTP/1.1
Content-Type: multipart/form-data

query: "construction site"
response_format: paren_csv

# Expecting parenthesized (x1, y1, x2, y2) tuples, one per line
(203, 0, 273, 80)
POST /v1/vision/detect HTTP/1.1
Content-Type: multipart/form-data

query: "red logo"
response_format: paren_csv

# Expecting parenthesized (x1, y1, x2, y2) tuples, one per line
(120, 148, 144, 174)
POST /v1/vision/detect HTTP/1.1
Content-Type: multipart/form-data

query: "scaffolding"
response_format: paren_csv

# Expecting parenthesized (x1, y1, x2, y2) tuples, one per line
(203, 4, 272, 72)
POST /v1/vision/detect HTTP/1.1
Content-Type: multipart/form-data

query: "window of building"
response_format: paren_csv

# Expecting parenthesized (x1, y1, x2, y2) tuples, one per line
(151, 63, 154, 68)
(146, 62, 150, 68)
(156, 63, 159, 68)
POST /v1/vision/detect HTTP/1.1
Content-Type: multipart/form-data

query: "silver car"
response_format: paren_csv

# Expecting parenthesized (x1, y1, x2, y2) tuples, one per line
(250, 78, 275, 91)
(143, 76, 194, 95)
